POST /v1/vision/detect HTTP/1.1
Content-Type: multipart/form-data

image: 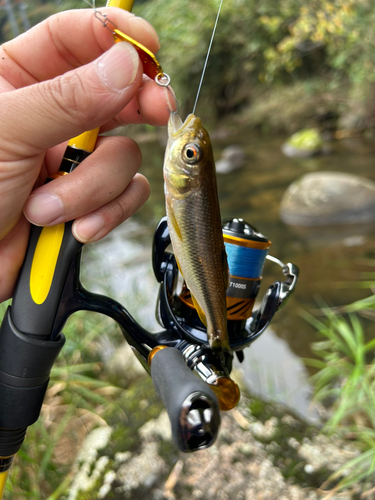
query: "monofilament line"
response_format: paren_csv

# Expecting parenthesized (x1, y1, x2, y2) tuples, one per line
(192, 0, 224, 115)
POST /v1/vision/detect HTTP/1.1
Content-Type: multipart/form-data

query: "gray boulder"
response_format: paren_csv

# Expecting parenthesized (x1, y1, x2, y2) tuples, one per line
(280, 172, 375, 225)
(216, 145, 246, 174)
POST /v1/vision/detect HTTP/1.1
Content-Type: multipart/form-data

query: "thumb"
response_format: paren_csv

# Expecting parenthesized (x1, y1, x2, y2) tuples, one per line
(0, 42, 141, 158)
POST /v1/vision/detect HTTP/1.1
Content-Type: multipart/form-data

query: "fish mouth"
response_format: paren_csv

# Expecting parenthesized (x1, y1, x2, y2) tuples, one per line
(169, 112, 197, 136)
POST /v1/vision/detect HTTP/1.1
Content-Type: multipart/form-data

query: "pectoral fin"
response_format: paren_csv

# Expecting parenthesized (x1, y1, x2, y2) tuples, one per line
(166, 199, 182, 240)
(191, 293, 207, 327)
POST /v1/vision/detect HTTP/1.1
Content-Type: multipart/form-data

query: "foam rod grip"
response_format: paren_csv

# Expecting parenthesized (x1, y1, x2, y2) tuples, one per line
(150, 347, 220, 452)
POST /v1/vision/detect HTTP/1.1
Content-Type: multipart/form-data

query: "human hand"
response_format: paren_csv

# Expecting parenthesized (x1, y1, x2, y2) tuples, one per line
(0, 7, 174, 301)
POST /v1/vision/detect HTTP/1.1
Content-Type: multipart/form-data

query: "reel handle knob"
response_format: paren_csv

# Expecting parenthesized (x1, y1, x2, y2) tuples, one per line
(149, 346, 220, 453)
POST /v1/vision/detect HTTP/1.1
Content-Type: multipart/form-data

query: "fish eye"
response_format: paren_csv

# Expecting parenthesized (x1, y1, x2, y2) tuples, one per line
(182, 143, 202, 164)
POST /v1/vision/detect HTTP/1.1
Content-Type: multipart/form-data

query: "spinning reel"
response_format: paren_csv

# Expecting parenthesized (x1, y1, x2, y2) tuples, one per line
(0, 216, 298, 472)
(150, 216, 298, 450)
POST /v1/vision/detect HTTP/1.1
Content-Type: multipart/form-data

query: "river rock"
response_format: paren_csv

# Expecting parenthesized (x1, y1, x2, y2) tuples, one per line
(280, 172, 375, 225)
(281, 128, 327, 158)
(216, 145, 246, 173)
(105, 342, 147, 385)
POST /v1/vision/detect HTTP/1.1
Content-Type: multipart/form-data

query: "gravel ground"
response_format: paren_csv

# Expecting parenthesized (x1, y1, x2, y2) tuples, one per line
(68, 379, 368, 500)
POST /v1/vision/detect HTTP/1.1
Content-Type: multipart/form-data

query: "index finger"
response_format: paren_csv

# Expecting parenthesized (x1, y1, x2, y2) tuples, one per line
(0, 7, 160, 89)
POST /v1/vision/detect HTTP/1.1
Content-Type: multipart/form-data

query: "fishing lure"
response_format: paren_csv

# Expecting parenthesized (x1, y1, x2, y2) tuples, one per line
(92, 7, 170, 86)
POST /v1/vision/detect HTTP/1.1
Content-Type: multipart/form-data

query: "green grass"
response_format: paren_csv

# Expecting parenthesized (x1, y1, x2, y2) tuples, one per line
(303, 296, 375, 495)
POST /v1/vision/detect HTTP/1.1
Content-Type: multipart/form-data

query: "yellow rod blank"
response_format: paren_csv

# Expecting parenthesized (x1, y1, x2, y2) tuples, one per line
(68, 128, 99, 153)
(107, 0, 135, 10)
(0, 470, 9, 500)
(67, 0, 134, 153)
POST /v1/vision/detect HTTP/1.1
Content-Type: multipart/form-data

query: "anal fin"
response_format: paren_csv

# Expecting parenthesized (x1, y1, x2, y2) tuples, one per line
(191, 293, 207, 327)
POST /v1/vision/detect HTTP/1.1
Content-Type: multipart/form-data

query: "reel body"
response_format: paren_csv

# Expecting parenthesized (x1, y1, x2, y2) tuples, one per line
(153, 216, 298, 354)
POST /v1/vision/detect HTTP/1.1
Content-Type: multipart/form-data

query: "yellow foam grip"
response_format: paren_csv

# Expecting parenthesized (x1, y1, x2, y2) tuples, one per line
(30, 224, 65, 305)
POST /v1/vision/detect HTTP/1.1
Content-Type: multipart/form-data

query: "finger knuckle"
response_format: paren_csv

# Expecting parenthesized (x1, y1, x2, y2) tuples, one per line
(112, 195, 131, 223)
(45, 73, 94, 127)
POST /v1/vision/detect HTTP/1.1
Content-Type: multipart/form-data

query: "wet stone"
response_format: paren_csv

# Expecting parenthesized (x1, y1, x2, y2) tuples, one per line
(216, 145, 246, 174)
(281, 129, 326, 158)
(280, 171, 375, 225)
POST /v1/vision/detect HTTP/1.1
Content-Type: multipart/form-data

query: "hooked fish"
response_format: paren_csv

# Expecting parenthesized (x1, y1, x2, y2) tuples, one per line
(163, 112, 230, 353)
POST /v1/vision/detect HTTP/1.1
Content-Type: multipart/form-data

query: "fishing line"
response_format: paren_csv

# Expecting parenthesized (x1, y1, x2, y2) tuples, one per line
(224, 243, 269, 280)
(192, 0, 224, 115)
(82, 0, 95, 8)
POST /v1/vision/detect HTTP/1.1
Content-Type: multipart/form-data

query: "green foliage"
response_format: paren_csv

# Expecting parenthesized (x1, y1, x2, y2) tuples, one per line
(2, 0, 375, 127)
(134, 0, 305, 119)
(304, 296, 375, 494)
(131, 0, 375, 123)
(0, 2, 57, 42)
(261, 0, 375, 99)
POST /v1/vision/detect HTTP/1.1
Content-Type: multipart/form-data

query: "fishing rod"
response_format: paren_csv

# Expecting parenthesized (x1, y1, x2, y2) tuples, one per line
(0, 1, 137, 496)
(0, 2, 299, 498)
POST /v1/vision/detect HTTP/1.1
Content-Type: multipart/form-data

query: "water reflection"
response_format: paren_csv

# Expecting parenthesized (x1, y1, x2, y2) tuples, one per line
(82, 220, 160, 332)
(235, 328, 320, 422)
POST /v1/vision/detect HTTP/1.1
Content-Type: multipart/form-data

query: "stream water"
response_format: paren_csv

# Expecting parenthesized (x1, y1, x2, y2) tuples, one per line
(82, 127, 375, 421)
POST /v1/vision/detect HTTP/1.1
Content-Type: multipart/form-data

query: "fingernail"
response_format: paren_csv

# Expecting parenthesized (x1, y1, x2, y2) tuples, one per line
(133, 17, 161, 51)
(73, 215, 105, 243)
(24, 193, 64, 225)
(97, 42, 139, 92)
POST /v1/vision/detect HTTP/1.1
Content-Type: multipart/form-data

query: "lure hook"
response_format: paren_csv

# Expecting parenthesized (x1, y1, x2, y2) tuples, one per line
(166, 86, 179, 114)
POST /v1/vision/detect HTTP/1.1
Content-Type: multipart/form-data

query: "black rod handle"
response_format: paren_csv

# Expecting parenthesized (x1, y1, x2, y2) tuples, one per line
(150, 347, 220, 452)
